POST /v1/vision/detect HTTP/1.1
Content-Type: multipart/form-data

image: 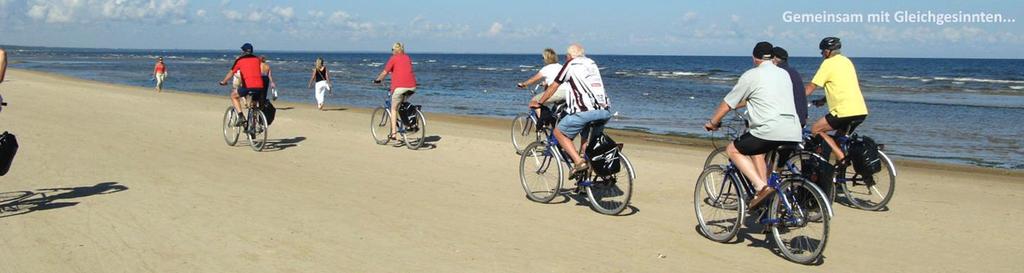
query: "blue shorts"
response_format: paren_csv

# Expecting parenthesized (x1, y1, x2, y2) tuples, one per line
(557, 109, 612, 139)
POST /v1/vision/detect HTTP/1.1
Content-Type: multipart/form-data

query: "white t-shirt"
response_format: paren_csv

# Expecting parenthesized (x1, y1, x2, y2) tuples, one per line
(723, 61, 802, 142)
(554, 57, 610, 114)
(538, 63, 562, 85)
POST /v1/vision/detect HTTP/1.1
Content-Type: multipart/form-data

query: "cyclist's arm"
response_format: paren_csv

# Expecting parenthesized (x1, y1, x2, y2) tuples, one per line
(219, 68, 236, 85)
(0, 48, 7, 84)
(708, 100, 733, 129)
(373, 69, 389, 83)
(804, 82, 817, 96)
(518, 72, 544, 88)
(533, 81, 560, 106)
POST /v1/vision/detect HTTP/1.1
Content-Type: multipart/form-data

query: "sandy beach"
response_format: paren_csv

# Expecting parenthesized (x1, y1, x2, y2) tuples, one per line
(0, 68, 1021, 272)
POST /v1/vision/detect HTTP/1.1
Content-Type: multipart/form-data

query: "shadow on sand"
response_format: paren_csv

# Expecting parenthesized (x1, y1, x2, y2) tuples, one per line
(0, 182, 129, 218)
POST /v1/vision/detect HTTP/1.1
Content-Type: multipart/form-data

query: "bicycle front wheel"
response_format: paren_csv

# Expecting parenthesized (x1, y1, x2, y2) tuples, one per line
(769, 177, 830, 265)
(703, 146, 729, 169)
(519, 141, 563, 203)
(694, 165, 745, 242)
(403, 108, 427, 150)
(370, 107, 391, 145)
(586, 152, 635, 215)
(841, 150, 896, 211)
(511, 113, 537, 154)
(222, 106, 240, 146)
(247, 110, 269, 152)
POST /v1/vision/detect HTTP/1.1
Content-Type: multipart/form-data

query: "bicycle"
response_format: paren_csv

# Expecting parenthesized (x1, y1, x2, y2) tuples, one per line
(805, 99, 896, 211)
(510, 84, 552, 154)
(369, 86, 427, 150)
(518, 119, 636, 215)
(222, 92, 269, 152)
(694, 140, 834, 264)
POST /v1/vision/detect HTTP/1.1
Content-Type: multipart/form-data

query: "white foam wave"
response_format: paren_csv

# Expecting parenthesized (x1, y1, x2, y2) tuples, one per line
(1009, 86, 1024, 90)
(477, 67, 498, 71)
(933, 77, 1024, 84)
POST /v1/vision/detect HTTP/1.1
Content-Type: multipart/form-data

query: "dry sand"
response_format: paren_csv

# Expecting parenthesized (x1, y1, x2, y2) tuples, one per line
(0, 69, 1021, 272)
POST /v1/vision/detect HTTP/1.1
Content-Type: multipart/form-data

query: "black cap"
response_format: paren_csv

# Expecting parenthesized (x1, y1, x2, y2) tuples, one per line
(772, 47, 789, 60)
(241, 43, 254, 53)
(753, 41, 773, 59)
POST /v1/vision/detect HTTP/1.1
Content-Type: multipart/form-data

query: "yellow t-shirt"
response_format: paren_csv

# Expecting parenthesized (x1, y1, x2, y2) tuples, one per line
(811, 54, 869, 117)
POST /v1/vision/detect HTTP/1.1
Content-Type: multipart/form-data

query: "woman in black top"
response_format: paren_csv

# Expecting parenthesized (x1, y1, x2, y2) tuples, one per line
(307, 57, 332, 110)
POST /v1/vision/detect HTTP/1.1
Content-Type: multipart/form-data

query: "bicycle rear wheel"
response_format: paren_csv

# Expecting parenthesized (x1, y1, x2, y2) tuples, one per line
(222, 106, 240, 146)
(586, 152, 634, 215)
(511, 113, 538, 154)
(769, 178, 830, 265)
(694, 165, 745, 242)
(841, 150, 896, 211)
(403, 108, 427, 150)
(519, 141, 563, 203)
(247, 109, 269, 152)
(370, 107, 391, 145)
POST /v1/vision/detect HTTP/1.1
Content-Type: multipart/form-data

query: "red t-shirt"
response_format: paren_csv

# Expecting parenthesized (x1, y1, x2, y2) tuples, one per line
(384, 53, 416, 92)
(231, 55, 264, 89)
(154, 63, 166, 74)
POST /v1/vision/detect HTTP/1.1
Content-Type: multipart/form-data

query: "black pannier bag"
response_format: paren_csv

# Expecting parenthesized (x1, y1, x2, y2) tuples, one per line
(262, 100, 277, 126)
(0, 131, 18, 176)
(537, 105, 557, 130)
(399, 102, 420, 127)
(848, 135, 882, 176)
(586, 134, 622, 176)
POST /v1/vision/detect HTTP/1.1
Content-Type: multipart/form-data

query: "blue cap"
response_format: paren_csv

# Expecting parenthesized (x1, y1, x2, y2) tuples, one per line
(241, 43, 254, 53)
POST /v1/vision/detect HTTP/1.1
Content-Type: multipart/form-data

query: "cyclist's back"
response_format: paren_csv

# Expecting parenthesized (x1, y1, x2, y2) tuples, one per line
(812, 54, 867, 120)
(233, 54, 265, 98)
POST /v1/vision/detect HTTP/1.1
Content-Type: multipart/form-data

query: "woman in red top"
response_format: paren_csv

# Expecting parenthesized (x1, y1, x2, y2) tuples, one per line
(152, 57, 167, 92)
(373, 42, 417, 140)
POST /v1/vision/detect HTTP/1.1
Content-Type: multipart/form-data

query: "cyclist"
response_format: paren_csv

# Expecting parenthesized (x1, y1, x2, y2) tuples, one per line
(373, 42, 417, 141)
(804, 37, 869, 164)
(517, 48, 568, 118)
(772, 47, 808, 127)
(219, 43, 265, 126)
(704, 42, 803, 209)
(531, 43, 610, 173)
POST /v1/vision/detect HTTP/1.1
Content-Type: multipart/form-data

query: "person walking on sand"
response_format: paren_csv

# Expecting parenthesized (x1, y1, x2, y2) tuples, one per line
(0, 48, 7, 84)
(373, 42, 417, 141)
(260, 56, 277, 101)
(307, 57, 331, 110)
(152, 57, 167, 92)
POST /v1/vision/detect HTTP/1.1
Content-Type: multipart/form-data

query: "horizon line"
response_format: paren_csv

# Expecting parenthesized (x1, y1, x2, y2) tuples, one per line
(2, 43, 1021, 61)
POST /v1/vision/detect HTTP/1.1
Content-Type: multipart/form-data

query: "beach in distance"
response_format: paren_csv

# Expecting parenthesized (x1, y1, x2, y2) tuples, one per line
(0, 68, 1021, 272)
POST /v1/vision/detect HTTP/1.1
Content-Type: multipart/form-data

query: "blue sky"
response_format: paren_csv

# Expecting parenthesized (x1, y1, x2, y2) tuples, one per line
(1, 0, 1022, 58)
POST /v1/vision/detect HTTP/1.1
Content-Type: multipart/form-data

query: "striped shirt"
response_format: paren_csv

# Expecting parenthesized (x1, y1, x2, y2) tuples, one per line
(554, 56, 610, 114)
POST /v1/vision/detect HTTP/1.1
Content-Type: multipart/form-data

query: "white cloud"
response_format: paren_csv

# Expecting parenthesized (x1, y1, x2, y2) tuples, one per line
(730, 14, 740, 23)
(24, 0, 188, 24)
(194, 9, 204, 17)
(682, 11, 697, 22)
(485, 22, 503, 37)
(221, 6, 295, 23)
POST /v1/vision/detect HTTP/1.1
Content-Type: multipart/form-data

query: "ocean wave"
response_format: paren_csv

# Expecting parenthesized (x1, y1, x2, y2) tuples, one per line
(932, 76, 1024, 84)
(426, 59, 437, 63)
(1010, 86, 1024, 90)
(477, 67, 499, 71)
(518, 65, 534, 68)
(708, 76, 737, 81)
(450, 65, 467, 68)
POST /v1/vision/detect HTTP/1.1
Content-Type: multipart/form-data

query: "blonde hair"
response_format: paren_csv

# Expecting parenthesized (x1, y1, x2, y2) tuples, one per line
(566, 43, 585, 58)
(315, 57, 324, 70)
(542, 48, 558, 65)
(392, 42, 405, 53)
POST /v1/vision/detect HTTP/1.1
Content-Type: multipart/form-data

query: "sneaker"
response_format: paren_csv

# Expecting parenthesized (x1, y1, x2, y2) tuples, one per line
(234, 114, 246, 127)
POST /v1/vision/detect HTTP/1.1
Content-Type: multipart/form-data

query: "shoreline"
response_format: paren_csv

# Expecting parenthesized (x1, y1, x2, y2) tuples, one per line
(11, 68, 1021, 177)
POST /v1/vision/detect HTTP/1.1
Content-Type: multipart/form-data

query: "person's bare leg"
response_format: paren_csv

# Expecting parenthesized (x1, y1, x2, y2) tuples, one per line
(389, 96, 401, 138)
(752, 153, 768, 183)
(811, 117, 846, 161)
(231, 90, 243, 114)
(727, 143, 767, 191)
(554, 128, 582, 165)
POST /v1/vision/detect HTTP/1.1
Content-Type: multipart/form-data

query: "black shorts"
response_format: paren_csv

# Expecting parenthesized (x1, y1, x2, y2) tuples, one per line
(733, 132, 791, 156)
(825, 114, 867, 132)
(237, 87, 266, 100)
